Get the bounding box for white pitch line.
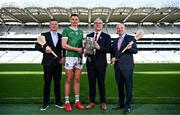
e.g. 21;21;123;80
0;72;87;75
0;71;180;75
135;71;180;74
0;97;180;100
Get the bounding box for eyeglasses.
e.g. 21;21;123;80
94;22;103;24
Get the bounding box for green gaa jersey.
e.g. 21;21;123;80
62;27;84;57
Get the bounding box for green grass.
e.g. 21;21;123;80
1;104;180;114
0;63;180;104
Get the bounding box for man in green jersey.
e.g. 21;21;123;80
62;14;84;112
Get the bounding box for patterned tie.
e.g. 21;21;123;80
117;36;123;50
94;32;98;41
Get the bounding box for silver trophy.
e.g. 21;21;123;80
84;37;95;55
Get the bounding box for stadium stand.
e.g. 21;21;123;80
0;7;180;63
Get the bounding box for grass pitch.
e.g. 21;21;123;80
0;63;180;104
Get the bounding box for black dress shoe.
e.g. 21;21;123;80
112;105;124;110
124;108;131;114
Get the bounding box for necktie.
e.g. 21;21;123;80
93;32;98;55
94;32;98;41
117;36;123;50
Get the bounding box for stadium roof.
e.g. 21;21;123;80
0;7;180;24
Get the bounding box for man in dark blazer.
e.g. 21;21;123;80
86;18;111;110
35;19;64;111
111;23;138;114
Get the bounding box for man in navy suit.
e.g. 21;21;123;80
111;23;138;114
86;18;111;110
35;19;64;111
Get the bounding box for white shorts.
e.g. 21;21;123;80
64;57;83;70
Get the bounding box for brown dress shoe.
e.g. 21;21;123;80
100;103;107;110
86;102;95;109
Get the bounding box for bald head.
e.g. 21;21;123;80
116;23;125;36
94;17;103;23
94;17;103;32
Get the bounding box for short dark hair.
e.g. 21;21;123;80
50;18;58;22
70;14;79;18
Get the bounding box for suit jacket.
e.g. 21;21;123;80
111;34;138;70
35;31;63;66
86;32;111;66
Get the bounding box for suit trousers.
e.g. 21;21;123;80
43;64;62;105
114;65;133;109
86;62;107;103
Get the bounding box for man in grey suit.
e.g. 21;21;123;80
111;23;138;114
